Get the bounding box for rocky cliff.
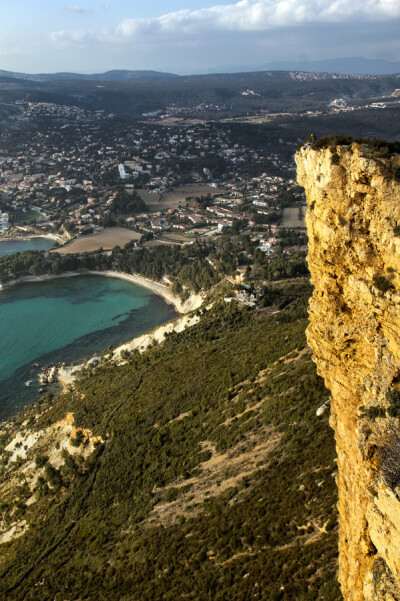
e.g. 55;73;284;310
296;141;400;601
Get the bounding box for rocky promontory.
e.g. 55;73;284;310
296;140;400;601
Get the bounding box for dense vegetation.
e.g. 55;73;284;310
216;109;397;160
0;285;340;600
0;237;309;297
214;107;400;175
109;189;147;216
0;243;218;297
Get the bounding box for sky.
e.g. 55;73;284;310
1;0;399;74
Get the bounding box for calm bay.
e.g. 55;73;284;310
0;237;55;256
0;275;177;421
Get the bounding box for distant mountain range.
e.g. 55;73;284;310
0;57;399;83
206;57;400;76
1;61;399;124
0;69;180;83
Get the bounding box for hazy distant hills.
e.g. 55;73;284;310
0;64;399;124
0;69;317;88
207;57;400;76
1;57;399;83
264;57;400;76
0;69;180;83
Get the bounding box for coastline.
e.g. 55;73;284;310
0;271;82;291
0;268;204;394
56;277;204;389
57;311;202;390
114;312;201;357
0;232;63;243
86;270;203;314
0;269;203;315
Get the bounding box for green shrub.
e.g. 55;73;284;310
35;454;49;468
70;429;85;447
165;488;179;503
0;299;339;600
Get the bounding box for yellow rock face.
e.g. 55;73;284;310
296;143;400;601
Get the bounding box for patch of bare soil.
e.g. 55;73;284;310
284;346;312;364
146;427;281;527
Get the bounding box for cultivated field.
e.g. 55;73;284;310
54;228;141;254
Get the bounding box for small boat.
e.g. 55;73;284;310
25;380;32;387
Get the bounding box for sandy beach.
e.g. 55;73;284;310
0;232;63;243
0;268;203;315
86;270;203;314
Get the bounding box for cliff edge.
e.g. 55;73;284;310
296;141;400;601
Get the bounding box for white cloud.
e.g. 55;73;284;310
52;0;400;48
107;0;400;40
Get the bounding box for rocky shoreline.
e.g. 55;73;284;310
2;269;204;393
57;310;203;391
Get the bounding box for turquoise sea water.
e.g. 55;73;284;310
0;237;54;256
0;276;177;421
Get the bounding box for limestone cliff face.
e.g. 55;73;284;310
296;143;400;601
